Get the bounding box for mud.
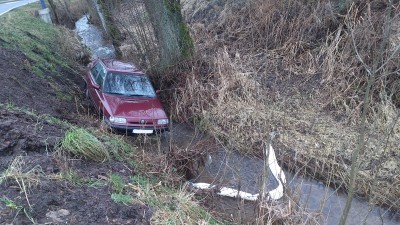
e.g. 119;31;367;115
0;161;151;225
0;108;152;224
0;108;64;169
0;44;153;224
0;47;82;118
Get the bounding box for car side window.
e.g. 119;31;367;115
96;67;106;87
90;63;102;85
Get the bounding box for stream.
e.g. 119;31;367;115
75;16;115;59
75;16;400;225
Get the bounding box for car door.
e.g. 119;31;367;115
88;62;105;112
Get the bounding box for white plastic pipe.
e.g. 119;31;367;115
188;144;286;201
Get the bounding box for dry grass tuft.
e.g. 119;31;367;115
0;156;44;208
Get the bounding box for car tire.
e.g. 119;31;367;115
99;116;113;133
85;87;90;100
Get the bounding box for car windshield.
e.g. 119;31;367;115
103;72;156;97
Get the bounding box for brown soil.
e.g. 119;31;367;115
0;47;152;224
0;48;81;118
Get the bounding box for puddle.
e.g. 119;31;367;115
75;16;115;59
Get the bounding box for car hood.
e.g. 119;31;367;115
103;93;167;119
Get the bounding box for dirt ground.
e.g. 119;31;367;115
0;47;152;224
0;48;83;118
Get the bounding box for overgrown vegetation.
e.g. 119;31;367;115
110;0;400;222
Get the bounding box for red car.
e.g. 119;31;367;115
84;59;169;134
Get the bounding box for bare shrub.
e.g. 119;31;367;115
321;3;400;114
113;0;158;69
49;0;89;28
56;26;90;64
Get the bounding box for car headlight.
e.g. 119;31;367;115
157;119;169;125
109;116;127;124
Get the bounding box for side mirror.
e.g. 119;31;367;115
87;62;94;68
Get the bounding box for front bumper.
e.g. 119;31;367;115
108;123;169;134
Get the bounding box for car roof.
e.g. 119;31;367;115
101;59;144;74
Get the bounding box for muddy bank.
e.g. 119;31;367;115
1;180;151;224
0;108;65;168
0;47;82;118
0;155;151;225
0;107;152;224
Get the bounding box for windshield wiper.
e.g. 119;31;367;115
126;94;148;97
105;92;125;95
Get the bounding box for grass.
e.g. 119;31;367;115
111;193;134;205
0;4;71;77
61;127;136;163
130;175;223;225
0;156;41;223
60;169;107;187
96;131;136;162
61;128;110;162
110;173;125;193
0;196;35;223
0;156;43;189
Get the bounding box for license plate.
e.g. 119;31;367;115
132;129;153;134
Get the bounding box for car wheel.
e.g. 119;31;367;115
85;87;90;100
99;117;112;133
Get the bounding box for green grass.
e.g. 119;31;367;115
61;128;136;163
0;4;71;78
61;128;110;162
0;196;21;211
110;173;125;193
0;196;35;223
111;193;134;205
96;132;135;162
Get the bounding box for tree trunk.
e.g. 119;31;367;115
144;0;193;68
47;0;60;24
98;0;123;58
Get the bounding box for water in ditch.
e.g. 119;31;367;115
171;124;399;224
75;16;115;59
194;146;399;224
74;16;399;224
